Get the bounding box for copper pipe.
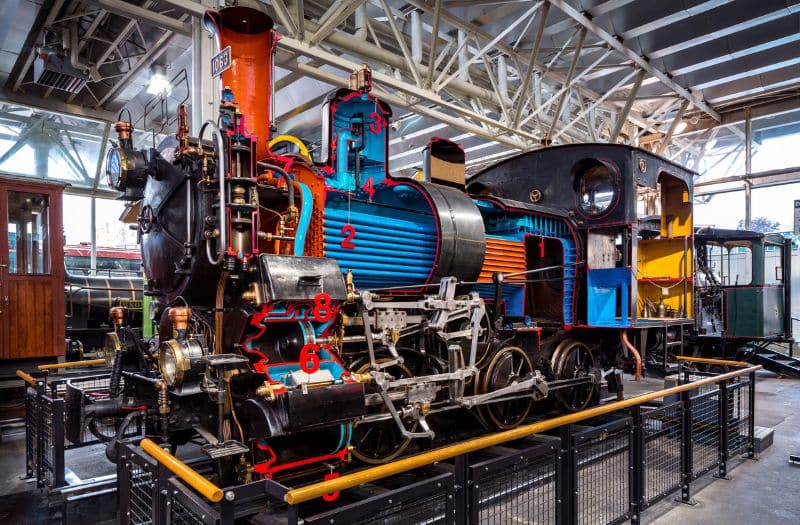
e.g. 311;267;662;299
284;363;761;505
621;331;642;381
214;271;229;354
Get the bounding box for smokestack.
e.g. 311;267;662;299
204;1;275;158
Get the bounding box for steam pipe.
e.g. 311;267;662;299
294;181;313;256
256;161;295;213
621;331;642;381
199;120;227;266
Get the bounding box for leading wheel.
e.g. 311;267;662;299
350;360;417;464
551;339;598;412
478;346;534;429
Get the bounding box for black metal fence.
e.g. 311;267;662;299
117;368;757;525
23;372;142;489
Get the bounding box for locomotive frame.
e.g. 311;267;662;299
63;0;713;499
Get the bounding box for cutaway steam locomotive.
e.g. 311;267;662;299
67;0;694;490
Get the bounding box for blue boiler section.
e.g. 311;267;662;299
323;186;439;290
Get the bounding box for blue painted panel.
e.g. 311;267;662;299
474;283;525;317
324;191;437;290
587;267;631;327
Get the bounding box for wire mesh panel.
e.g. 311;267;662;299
170;495;208;525
469;440;558;525
574;419;632;525
727;380;752;456
642;402;682;506
119;447;159;525
690;389;720;477
679;369;718;394
25;386;40;479
167;479;218;525
39;395;65;488
303;473;455;525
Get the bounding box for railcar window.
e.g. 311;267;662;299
706;243;752;286
576;163;617;216
765;242;784;285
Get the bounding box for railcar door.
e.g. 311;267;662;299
0;178;65;359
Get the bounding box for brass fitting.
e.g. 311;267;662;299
350;372;373;384
109;306;127;329
168;306;191;333
255;382;279;401
114;121;132;141
390;328;401;344
155;380;170;415
345;270;357;303
419;402;431;416
241;282;264;305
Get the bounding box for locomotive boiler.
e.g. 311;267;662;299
69;0;633;489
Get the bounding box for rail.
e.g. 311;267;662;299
284;363;760;505
676;355;751;368
140;438;224;503
116;359;761;524
16;369;39;386
37;358;107;370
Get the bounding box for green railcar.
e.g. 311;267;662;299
693;229;793;360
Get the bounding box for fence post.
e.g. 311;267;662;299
118;445;131;525
630;406;644;522
286;503;299;525
558;424;576;525
453;453;469;525
716;380;730;479
676;389;696;505
747;370;756;459
35;383;45;488
51;397;66;488
156;463;171;525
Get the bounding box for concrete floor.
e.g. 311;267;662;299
641;371;800;525
1;372;799;524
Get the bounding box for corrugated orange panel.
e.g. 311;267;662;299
479;238;526;283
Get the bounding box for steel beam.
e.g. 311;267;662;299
554;68;638;140
94;0;191;36
657;99;690;155
744;109;752;229
609;69;645;142
425;0;443;87
546;0;721;121
279;55;529;149
377;0;422;86
694;166;800;196
0;88;116;122
546;28;587;139
512;1;549;127
96;27;180;108
309;0;363;46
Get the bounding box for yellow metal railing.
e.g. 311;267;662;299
676;355;751;368
140;438;224;503
16;369;38;386
284;362;761;505
38;359;107;371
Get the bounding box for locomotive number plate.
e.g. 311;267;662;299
211;46;231;77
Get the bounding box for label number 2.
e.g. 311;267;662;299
341;224;356;249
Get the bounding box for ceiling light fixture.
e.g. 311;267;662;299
147;64;171;95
